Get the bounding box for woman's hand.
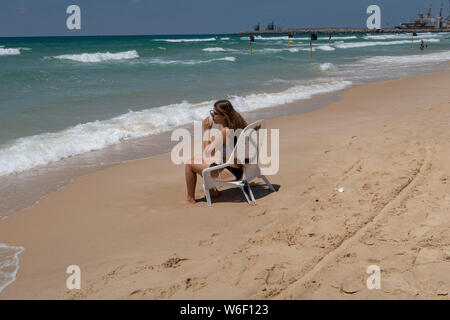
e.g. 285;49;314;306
202;116;212;131
202;116;213;151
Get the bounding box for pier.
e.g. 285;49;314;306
235;28;450;35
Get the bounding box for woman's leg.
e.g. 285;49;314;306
183;159;211;204
183;163;197;204
216;167;240;182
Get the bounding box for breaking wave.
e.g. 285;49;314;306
52;50;139;63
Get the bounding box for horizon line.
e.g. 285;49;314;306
0;26;370;39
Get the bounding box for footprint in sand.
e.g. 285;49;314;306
264;264;285;285
342;160;363;178
198;233;221;246
248;209;267;217
161;255;189;268
302;186;318;195
362;183;371;191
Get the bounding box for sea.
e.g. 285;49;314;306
0;32;450;293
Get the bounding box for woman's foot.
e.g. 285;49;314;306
181;198;196;205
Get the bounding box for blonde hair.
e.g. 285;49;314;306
214;100;247;130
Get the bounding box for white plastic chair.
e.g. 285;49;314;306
202;120;276;206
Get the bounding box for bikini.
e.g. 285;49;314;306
209;144;244;181
209;163;243;181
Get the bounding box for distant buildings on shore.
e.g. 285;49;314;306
253;21;282;32
396;2;450;29
246;2;450;34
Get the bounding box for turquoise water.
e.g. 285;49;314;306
0;32;450;176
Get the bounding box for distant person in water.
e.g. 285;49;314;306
182;100;247;204
420;40;425;51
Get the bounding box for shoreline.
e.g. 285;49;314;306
0;87;344;220
1;66;450;299
1;60;449;221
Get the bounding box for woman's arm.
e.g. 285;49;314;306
203;127;227;164
202;117;212;151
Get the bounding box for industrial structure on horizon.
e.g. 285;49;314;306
396;2;450;29
243;2;450;34
254;21;282;31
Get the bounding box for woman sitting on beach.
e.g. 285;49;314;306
183;100;247;204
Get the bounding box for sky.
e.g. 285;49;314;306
0;0;448;37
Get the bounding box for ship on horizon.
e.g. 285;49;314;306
396;2;450;29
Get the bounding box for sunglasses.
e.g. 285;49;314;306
210;109;223;117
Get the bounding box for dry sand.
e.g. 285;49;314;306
1;70;449;300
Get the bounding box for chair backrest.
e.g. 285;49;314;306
225;120;265;180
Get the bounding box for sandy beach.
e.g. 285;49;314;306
1;69;449;300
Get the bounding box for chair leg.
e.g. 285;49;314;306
247;183;256;204
203;184;212;206
261;175;276;191
240;186;251;204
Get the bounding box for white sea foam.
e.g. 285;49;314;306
157;47;166;50
53;50;139;63
0;79;351;176
334;39;440;49
362;50;450;65
0;244;24;294
241;35;309;41
240;35;352;41
220;37;230;40
260;46;320;53
230;79;352;112
329;36;358;40
316;45;336;51
259;48;303;53
149;56;236;65
0;48;21;56
241;36;289;41
202;47;226;52
259;45;334;53
363;33;443;40
154;37;217;42
202;47;242;53
319;63;336;71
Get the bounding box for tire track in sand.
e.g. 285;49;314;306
271;145;434;299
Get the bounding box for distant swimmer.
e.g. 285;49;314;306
420;40;425;51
